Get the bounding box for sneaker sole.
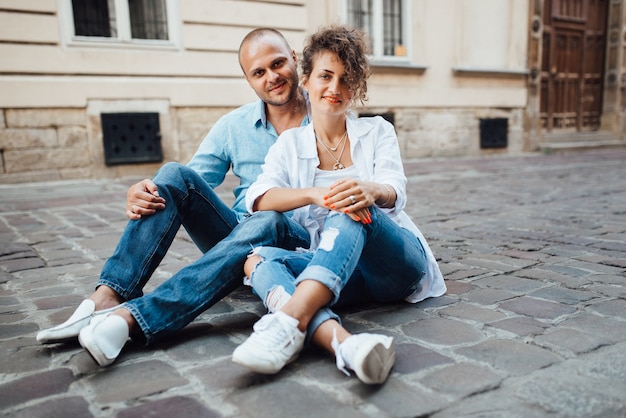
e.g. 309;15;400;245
78;327;115;367
352;340;395;384
232;347;300;374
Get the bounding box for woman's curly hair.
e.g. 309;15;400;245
301;25;371;105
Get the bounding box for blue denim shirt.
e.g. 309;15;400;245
187;99;310;220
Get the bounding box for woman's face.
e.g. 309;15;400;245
303;51;352;117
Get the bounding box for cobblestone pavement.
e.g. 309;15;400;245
1;148;625;418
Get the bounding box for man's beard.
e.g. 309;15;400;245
263;76;298;107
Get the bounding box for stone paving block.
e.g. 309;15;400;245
533;328;611;355
471;274;547;294
442;267;491;281
402;317;484;346
528;286;598;305
440;302;508;324
353;304;429;328
488;316;550;337
456;340;561;376
513;344;626;417
0;337;53;374
421;362;503;398
0;322;39;339
498;296;577;320
429;384;556;418
0;368;75;410
33;293;85;311
415;295;456;309
600;258;626;268
516;267;592;288
587;284;626;299
559;312;626;344
9;396;92;418
162;325;237;362
0;257;45;273
351;378;449;418
541;263;595;279
192;357;276;392
393;342;454;374
117;396;220;418
586;298;626;319
0;295;19;306
443;280;475;295
228;380;367;418
83;360;188;404
0;242;36;258
462;288;517;306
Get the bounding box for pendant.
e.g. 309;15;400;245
333;162;345;170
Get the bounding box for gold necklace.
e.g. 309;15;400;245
316;131;348;170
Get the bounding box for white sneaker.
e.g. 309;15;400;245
333;332;395;384
36;300;123;344
232;311;306;374
78;314;129;367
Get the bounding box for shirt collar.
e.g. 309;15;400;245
254;87;311;129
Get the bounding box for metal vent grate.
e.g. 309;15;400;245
480;118;508;149
101;113;163;165
358;112;395;125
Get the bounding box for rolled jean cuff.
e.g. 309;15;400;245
124;302;151;346
295;265;343;305
306;307;340;347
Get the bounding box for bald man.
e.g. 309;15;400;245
37;28;312;367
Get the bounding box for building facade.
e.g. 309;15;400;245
0;0;621;183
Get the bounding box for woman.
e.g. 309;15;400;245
232;26;446;384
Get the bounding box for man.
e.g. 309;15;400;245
36;28;311;367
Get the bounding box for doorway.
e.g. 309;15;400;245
540;0;609;132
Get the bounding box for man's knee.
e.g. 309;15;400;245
154;162;193;184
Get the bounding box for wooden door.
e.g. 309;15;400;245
540;0;608;131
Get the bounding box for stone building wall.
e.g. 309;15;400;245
0;106;230;184
1;104;525;184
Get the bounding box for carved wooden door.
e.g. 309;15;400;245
541;0;608;131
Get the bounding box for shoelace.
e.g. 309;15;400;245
253;313;298;347
331;328;351;376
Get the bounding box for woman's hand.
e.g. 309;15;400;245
323;177;379;224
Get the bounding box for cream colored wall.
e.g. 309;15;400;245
0;0;533;182
0;0;308;108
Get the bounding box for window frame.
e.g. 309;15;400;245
344;0;412;64
59;0;180;50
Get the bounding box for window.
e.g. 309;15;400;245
67;0;173;45
346;0;409;61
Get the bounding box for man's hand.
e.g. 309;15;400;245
126;179;166;220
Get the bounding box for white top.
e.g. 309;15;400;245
246;116;446;302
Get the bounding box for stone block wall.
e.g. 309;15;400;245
0;105;526;184
362;107;526;159
0;105;228;184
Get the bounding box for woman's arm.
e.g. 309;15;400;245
253;186;326;212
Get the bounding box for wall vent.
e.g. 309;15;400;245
480;118;508;149
101;113;162;165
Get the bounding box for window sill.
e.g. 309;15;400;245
452;66;529;77
66;37;180;51
370;61;428;73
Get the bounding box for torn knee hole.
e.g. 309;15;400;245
266;286;291;313
244;253;263;279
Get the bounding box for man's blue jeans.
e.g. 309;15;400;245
248;207;427;343
98;162;310;345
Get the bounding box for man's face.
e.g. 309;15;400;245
239;35;299;107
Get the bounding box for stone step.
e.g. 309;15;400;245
539;131;626;153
